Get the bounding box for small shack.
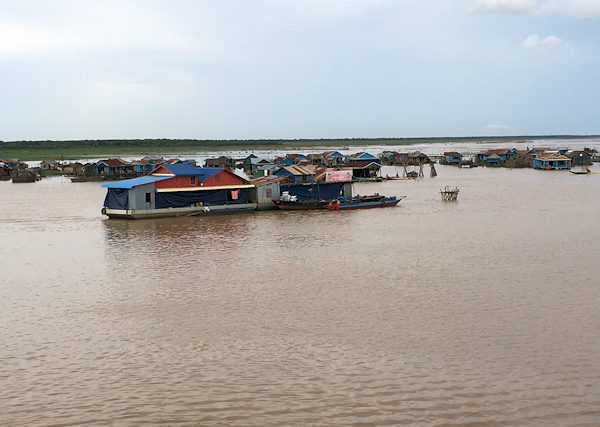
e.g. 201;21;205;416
273;165;314;183
250;175;290;210
443;152;462;165
345;161;381;179
533;153;571;170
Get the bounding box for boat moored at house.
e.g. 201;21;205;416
101;163;256;219
325;194;405;210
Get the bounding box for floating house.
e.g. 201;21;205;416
250;175;289;210
345;161;381;179
0;161;10;179
93;158;134;176
533;153;571;170
274;156;294;166
321;151;345;167
567;150;593;167
350;152;380;163
477;149;516;165
205;156;234;169
443;152;462;164
131;160;155;174
286;154;308;164
395;151;431;165
252;164;279;179
101;163;255;219
378;151;400;165
408;151;431;165
273;165;314;183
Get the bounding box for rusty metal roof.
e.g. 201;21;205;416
279;165;314;176
250;175;291;186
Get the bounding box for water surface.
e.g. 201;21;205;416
1;166;600;425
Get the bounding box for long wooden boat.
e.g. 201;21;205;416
273;199;330;210
325;195;404;211
569;168;591;174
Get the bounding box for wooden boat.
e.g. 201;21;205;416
354;176;381;182
382;175;412;181
570;167;591;174
325;194;404;211
273;199;330;210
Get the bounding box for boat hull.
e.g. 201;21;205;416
326;196;403;211
102;203;257;219
273;200;329;210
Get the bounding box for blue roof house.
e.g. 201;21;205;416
351;152;380;164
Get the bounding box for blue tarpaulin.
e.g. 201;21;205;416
280;182;344;200
103;188;129;209
155;189;247;209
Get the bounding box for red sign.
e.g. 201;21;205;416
325;170;352;182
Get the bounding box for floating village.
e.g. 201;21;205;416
1;146;598;219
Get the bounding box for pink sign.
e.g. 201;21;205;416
325;170;352;182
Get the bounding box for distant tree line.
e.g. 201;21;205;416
0;135;595;150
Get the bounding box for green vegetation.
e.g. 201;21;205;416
0;136;595;161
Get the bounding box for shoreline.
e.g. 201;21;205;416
2;135;599;161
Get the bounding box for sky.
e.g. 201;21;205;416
1;0;599;140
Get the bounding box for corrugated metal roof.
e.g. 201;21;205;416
156;184;255;192
101;175;171;189
280;165;314;176
160;163;222;179
250;175;290;186
345;161;381;169
538;152;569;160
101;158;130;167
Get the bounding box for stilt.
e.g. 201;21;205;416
430;163;437;177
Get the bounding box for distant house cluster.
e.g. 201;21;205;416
204;150;433;182
202;150;385;181
59;156;197;181
440;147;597;170
0;158;35;182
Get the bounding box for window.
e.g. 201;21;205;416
265;188;273;198
145;193;151;203
190;177;196;184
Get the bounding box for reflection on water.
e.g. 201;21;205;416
2;168;600;425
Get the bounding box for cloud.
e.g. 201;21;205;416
0;2;192;56
539;0;600;18
471;0;537;14
521;33;564;50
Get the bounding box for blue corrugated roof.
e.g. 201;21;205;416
161;163;222;180
101;175;171;189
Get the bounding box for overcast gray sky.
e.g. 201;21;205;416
1;0;599;140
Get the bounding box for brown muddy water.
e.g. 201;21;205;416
1;166;600;425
